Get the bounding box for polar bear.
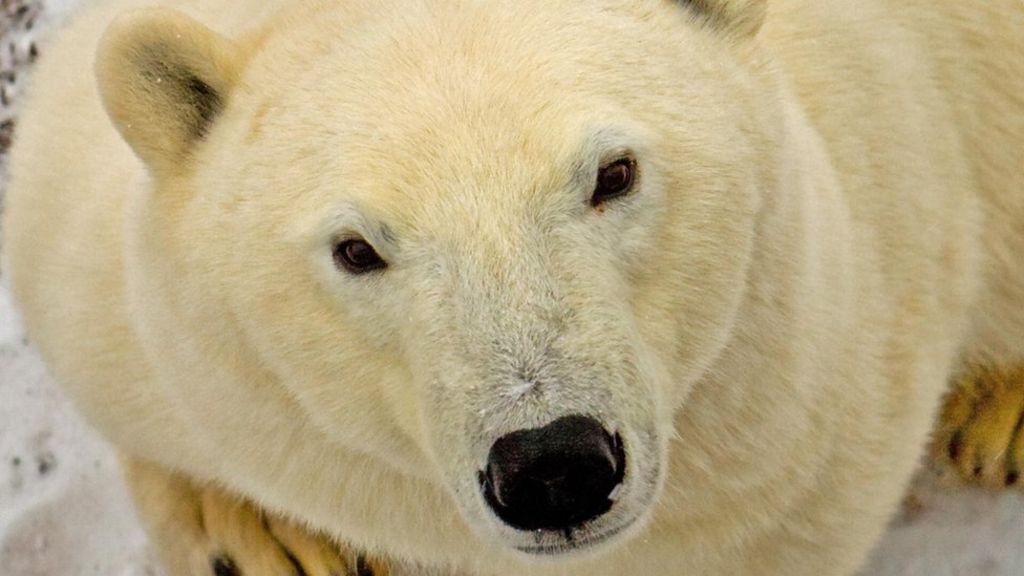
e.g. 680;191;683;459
3;0;1023;574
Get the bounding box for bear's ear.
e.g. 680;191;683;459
95;8;243;175
683;0;766;38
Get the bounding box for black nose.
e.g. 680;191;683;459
480;415;625;531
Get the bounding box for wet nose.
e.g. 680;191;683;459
481;415;625;531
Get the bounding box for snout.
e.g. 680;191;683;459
480;415;626;532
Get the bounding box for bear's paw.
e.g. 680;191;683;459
935;364;1024;488
123;459;391;576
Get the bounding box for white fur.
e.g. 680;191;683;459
3;0;1022;574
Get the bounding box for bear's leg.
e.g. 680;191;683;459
933;364;1024;487
121;457;391;576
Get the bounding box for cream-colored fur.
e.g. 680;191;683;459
3;0;1022;574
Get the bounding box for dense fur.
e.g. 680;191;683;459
3;0;1022;574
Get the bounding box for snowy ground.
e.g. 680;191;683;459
0;2;1021;575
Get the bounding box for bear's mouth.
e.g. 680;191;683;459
513;518;635;556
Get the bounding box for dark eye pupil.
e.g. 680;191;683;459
592;158;635;206
334;239;385;273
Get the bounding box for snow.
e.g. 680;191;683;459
0;1;1021;575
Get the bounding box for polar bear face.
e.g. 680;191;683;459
98;0;769;559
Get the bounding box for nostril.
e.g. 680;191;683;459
481;415;626;532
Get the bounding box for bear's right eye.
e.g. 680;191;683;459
333;238;387;274
591;156;637;207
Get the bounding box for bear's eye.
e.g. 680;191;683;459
591;157;637;207
333;238;386;274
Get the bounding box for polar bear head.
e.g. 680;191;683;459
97;0;771;559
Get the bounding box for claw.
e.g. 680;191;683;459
212;556;241;576
356;555;374;576
948;431;962;461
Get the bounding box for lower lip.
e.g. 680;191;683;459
514;521;632;556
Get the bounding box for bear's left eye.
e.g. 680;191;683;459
591;156;637;207
333;238;387;274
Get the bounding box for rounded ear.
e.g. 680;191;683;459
686;0;766;38
95;8;243;176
